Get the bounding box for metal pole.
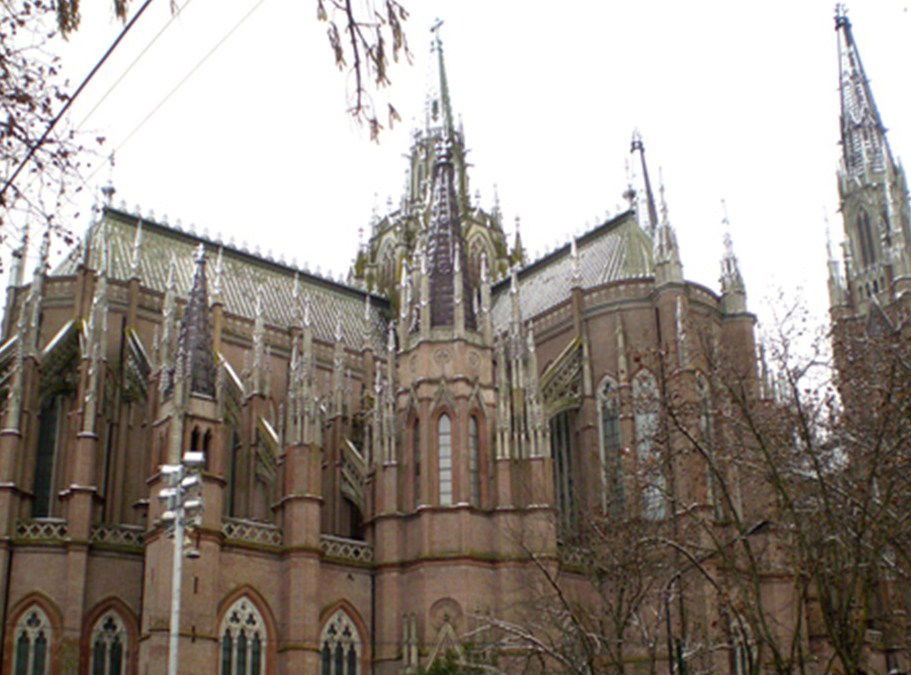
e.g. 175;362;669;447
168;469;184;675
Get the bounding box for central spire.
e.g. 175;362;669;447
835;5;891;177
426;19;455;137
427;138;475;329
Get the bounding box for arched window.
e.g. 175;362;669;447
438;414;452;506
696;374;723;521
412;418;421;509
320;609;361;675
32;397;62;517
13;605;51;675
90;612;127;675
856;209;876;268
468;416;480;506
219;597;267;675
550;410;576;531
632;371;665;520
598;377;623;515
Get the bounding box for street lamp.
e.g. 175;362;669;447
159;450;205;675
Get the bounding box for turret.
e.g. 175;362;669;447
720;203;747;314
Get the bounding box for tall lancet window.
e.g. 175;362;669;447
219;597;267;675
633;370;665;520
320;610;361;675
550;410;576;531
598;377;623;515
438;414;452;506
469;416;480;506
412;418;421;509
13;606;51;675
856;208;876;268
90;612;127;675
32;396;62;517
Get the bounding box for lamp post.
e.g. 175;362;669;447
159;450;205;675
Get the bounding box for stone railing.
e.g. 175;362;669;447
16;518;68;542
320;534;373;564
222;517;283;547
90;524;144;548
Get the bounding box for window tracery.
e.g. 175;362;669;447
90;611;127;675
13;606;51;675
320;609;361;675
597;377;623;515
632;370;665;520
219;597;267;675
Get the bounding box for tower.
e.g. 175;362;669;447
831;5;911;316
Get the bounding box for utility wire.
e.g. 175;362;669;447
81;0;271;189
76;0;196;131
0;0;159;205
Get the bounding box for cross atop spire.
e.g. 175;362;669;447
630;129;659;238
426;19;455;136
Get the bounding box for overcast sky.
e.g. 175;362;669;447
22;0;911;332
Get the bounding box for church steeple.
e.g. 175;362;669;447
427;137;475;330
426;19;455;137
836;5;890;179
832;5;911;310
631;130;659;238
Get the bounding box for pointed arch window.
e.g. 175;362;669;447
438;414;452;506
696;374;723;521
412;418;421;509
32;396;62;517
90;612;127;675
856;208;876;268
468;416;480;506
597;377;623;515
319;609;361;675
550;410;576;531
632;371;665;520
13;606;51;675
219;597;267;675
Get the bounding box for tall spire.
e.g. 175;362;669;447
426;19;455;137
835;5;891;178
426;137;475;329
832;5;911;309
630;130;659;237
176;245;216;397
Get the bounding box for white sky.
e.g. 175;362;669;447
24;0;911;332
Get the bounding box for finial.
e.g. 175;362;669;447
166;254;177;291
130;218;143;278
335;315;343;343
212;246;224;298
658;168;669;224
510;266;518;295
364;293;372;321
387;322;396;352
480;252;488;284
194;243;206;264
302;294;311;328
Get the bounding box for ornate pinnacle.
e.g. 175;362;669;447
130;218;143;279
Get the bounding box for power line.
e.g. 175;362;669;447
0;0;159;205
81;0;271;189
76;0;197;131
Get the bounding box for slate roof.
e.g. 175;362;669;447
54;208;390;351
490;211;654;329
